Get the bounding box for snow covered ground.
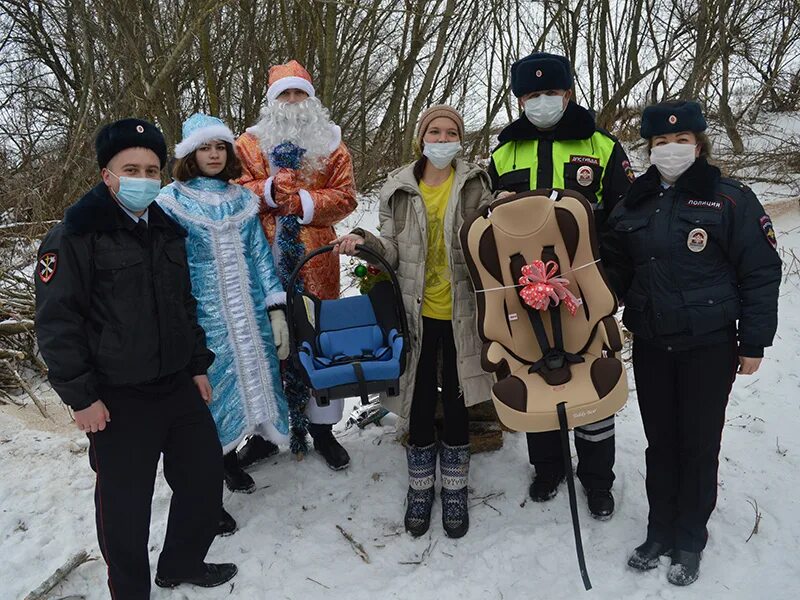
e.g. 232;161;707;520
2;162;799;599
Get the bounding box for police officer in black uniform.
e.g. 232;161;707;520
601;101;781;586
34;119;237;599
489;51;636;518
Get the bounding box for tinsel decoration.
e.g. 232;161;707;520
276;214;311;455
269;141;306;170
272;140;313;455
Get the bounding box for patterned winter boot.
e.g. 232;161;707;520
440;443;471;538
404;443;437;537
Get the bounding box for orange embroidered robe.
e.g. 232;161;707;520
235;132;357;299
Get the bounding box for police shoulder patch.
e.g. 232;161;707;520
760;215;777;249
622;160;635;182
38;252;58;283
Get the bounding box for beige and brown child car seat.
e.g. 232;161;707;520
461;188;629;590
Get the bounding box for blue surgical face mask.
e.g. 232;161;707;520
107;170;161;212
423;141;461;169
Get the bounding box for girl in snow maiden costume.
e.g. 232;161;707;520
157;114;290;509
333;105;494;539
601;101;781;586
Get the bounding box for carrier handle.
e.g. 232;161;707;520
285;244;410;365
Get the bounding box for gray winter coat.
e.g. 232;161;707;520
352;158;494;418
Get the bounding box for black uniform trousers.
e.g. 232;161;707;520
526;416;616;490
632;336;737;553
409;317;469;447
88;370;222;600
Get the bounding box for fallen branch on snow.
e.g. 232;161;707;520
0;359;49;418
336;525;371;564
399;539;438;565
306;576;331;590
0;388;26;406
746;499;762;543
23;550;94;600
470;491;505;515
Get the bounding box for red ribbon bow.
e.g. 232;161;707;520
518;260;582;316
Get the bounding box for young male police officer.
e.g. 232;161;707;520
35;119;237;599
488;52;635;519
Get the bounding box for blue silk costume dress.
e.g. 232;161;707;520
157;177;289;452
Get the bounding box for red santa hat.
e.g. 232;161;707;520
266;60;316;104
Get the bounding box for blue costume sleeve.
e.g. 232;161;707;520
246;206;286;308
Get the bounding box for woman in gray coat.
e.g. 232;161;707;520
333;105;493;538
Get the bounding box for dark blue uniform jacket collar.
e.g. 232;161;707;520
497;101;598;143
63;182;186;237
625;158;721;208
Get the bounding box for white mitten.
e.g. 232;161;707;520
269;309;290;360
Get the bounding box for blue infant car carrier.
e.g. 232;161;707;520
287;245;409;407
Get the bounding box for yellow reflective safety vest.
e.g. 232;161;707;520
489;102;634;228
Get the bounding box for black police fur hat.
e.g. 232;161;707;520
511;52;574;98
640;101;707;139
95;118;168;169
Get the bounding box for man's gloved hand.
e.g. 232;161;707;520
269;309;290;360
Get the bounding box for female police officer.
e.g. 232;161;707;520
602;101;781;586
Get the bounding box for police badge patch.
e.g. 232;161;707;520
38;252;58;283
576;165;594;187
760;215;777;249
687;228;708;252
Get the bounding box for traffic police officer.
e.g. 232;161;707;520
34;119;237;599
489;52;635;517
602;101;781;586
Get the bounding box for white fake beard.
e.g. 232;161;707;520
251;97;338;172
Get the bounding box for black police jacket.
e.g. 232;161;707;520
602;159;781;356
34;183;215;410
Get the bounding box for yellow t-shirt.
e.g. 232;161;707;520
419;170;455;320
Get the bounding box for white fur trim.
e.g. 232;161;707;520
174;124;235;158
267;76;315;104
264;176;278;208
327;124;342;153
298;189;315;225
255;420;289;446
265;291;286;308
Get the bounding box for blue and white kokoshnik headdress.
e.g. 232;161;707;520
174;112;236;159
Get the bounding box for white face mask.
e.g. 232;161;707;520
649;143;697;184
423;141;461;169
524;94;567;129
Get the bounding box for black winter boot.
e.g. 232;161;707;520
310;424;350;470
529;472;565;502
404;443;437;537
155;563;238;589
627;539;672;571
586;488;615;520
217;507;237;537
237;435;279;469
223;451;255;493
440;443;470;538
667;550;701;586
